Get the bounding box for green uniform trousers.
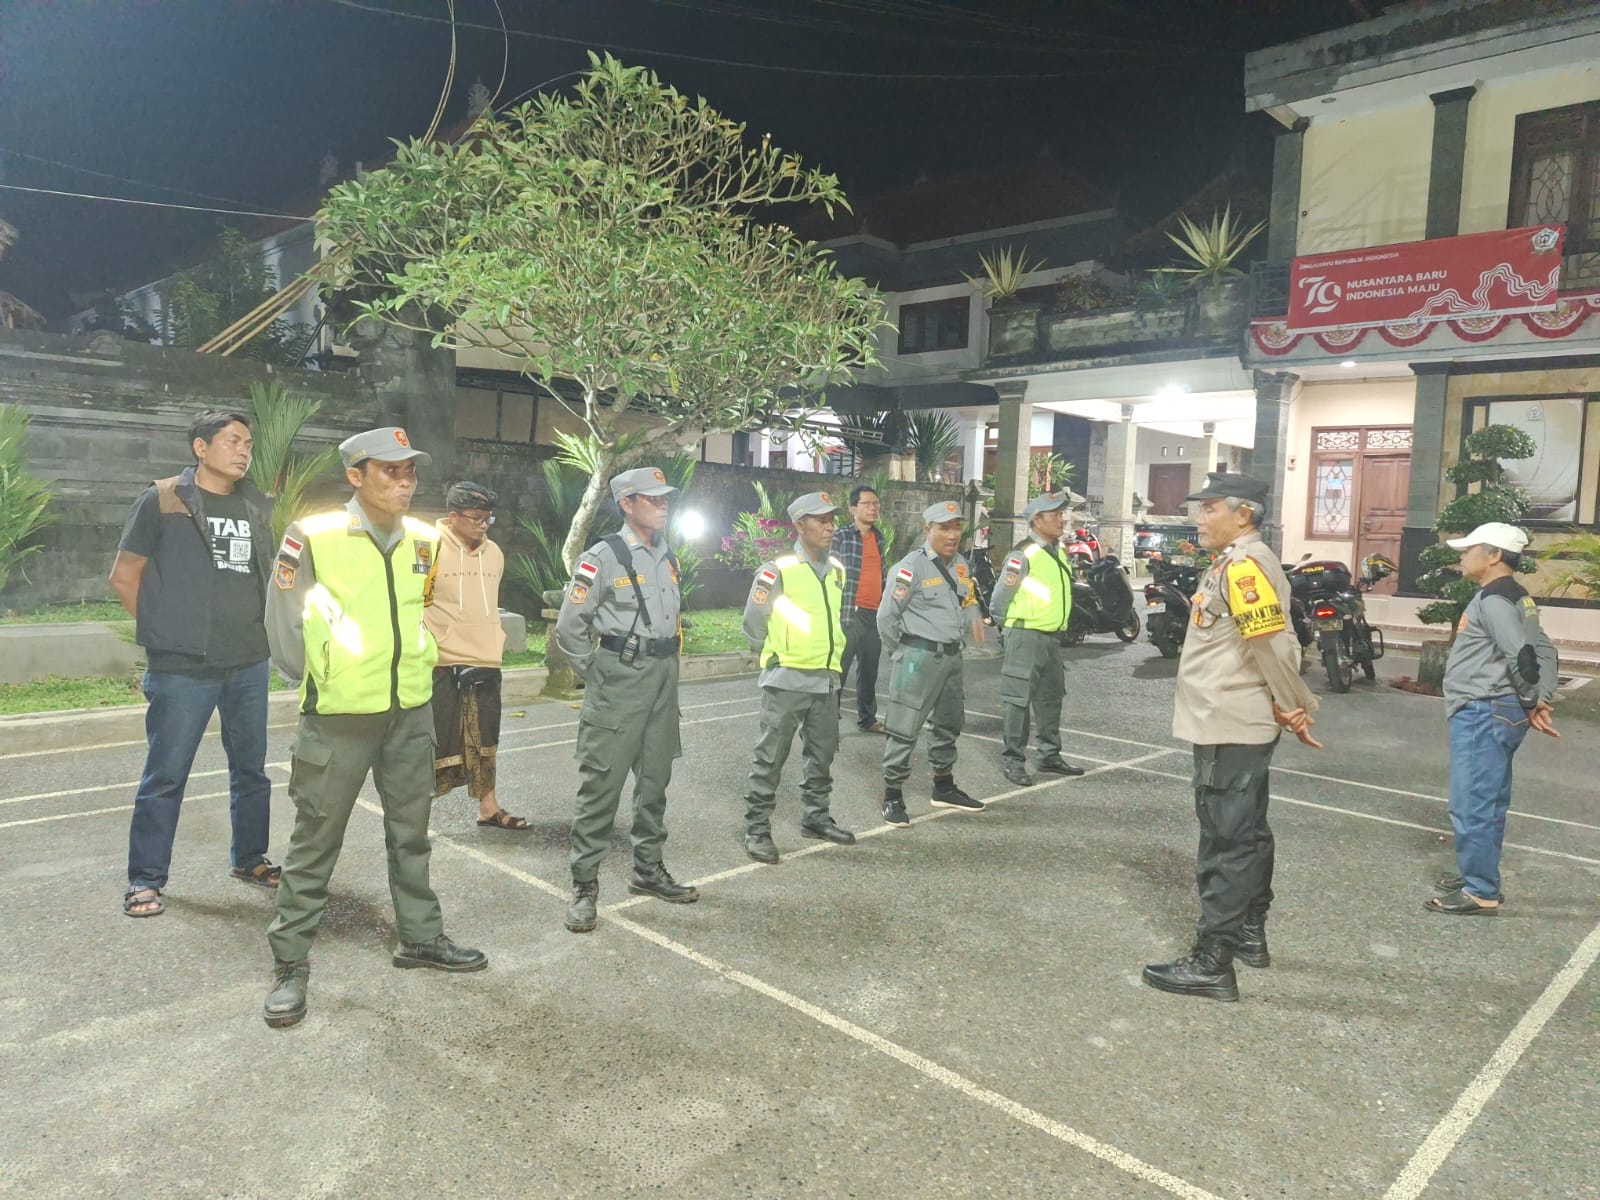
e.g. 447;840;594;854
882;645;964;786
267;704;444;963
1192;739;1277;950
999;627;1064;769
744;686;839;835
570;650;681;882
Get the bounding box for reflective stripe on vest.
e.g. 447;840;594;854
761;554;845;673
299;511;439;713
1002;542;1072;631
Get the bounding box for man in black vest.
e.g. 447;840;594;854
109;410;277;918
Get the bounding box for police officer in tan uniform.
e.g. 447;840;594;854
1142;474;1321;1003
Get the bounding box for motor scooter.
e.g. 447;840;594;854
1287;553;1396;691
1064;555;1141;645
1065;527;1102;571
1142;557;1200;658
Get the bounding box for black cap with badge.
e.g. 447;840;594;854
1185;472;1269;503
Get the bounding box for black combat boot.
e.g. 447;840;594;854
393;934;488;971
263;959;310;1028
1141;941;1239;1002
1235;913;1270;968
629;861;700;904
565;879;599;933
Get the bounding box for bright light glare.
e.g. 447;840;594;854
1156;384;1188;400
676;510;707;540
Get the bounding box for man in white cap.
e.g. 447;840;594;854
989;491;1085;787
1427;522;1559;916
555;466;696;933
262;427;486;1030
739;491;857;864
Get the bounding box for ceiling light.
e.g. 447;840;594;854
1341;360;1357;369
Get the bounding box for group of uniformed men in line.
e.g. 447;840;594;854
247;421;1323;1026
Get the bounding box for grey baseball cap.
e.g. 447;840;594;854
787;491;846;523
610;466;677;503
1022;492;1071;521
922;499;964;525
339;426;431;469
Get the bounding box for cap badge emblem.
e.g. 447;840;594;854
394;429;410;448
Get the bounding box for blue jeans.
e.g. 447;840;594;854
1447;696;1530;902
127;661;272;891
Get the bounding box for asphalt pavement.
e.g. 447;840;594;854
2;638;1596;1199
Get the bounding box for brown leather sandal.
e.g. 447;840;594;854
123;887;164;918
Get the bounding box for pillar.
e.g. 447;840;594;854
1399;364;1451;593
1100;404;1139;561
1266;118;1309;263
990;380;1032;552
1248;370;1297;555
963;412;986;485
1425;87;1476;240
1195;421;1219;517
351;318;459;492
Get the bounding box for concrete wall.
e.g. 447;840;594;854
0;327;378;611
1298;101;1434;254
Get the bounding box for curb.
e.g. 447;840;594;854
0;651;762;756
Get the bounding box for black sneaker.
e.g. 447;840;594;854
882;789;911;828
931;778;985;812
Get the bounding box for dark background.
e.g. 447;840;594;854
0;0;1373;318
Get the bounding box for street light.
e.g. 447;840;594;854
676;510;707;541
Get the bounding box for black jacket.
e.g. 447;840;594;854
133;468;275;658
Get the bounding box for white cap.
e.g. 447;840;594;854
1445;522;1529;554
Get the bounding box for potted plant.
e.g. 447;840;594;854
1166;206;1265;327
965;245;1044;306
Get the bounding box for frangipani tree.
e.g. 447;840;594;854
318;53;886;567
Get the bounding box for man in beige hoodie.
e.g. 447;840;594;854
426;482;524;830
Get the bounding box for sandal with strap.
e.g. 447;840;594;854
123;887;164;918
476;809;530;831
231;860;282;889
1425;887;1499;916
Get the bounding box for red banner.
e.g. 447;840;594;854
1286;224;1565;333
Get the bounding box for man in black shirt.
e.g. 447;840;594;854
109;410;278;917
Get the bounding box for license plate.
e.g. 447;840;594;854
1315;619;1344;631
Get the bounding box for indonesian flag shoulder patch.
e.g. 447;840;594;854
896;565;915;583
575;559;599;582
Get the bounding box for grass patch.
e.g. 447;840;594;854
0;600;128;624
499;607;745;670
0;673;144;715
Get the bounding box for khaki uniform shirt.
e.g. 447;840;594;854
877;542;979;655
554;525;681;678
1172;530;1317;746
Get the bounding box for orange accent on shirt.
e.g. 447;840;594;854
856;532;883;610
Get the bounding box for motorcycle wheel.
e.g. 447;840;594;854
1153;630;1180;659
1356;628;1377;681
1114;611;1141;643
1063;629;1087;647
1320;632;1352;693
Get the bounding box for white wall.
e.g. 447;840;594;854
1281;376;1417;566
1134;426;1207;514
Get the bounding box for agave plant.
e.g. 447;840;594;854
964;245;1044;301
904;411;964;482
245;381;341;544
1165;206;1266;291
0;404;54;595
1545;528;1600;603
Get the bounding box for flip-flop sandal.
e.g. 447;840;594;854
123;887;164;918
1425;888;1499;916
477;810;530;831
231;860;282;888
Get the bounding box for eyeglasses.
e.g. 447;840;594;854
455;512;495;526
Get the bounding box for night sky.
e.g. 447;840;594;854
0;0;1367;318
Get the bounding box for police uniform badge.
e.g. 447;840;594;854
274;558;297;590
570;583;589;605
1001;554;1023;588
414;539;433;575
752;586;769;606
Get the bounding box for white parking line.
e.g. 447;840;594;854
1382;920;1600;1200
396;747;1226;1200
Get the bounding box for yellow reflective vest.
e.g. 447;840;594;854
299;510;439;714
762;554;846;673
1002;542;1073;632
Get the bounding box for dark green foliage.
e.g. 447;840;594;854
157;227;309;365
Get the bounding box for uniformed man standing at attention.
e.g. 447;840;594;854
877;500;986;827
555;467;697;934
1143;473;1320;1003
989;492;1086;787
740;492;857;864
262;428;487;1030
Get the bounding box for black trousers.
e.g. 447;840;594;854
839;607;881;727
1192;739;1277;950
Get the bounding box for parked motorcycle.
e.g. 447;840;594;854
1287;553;1397;692
1064;555;1141;645
1065;526;1102;571
1142;558;1200;658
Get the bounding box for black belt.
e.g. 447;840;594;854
902;634;960;655
598;635;680;657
